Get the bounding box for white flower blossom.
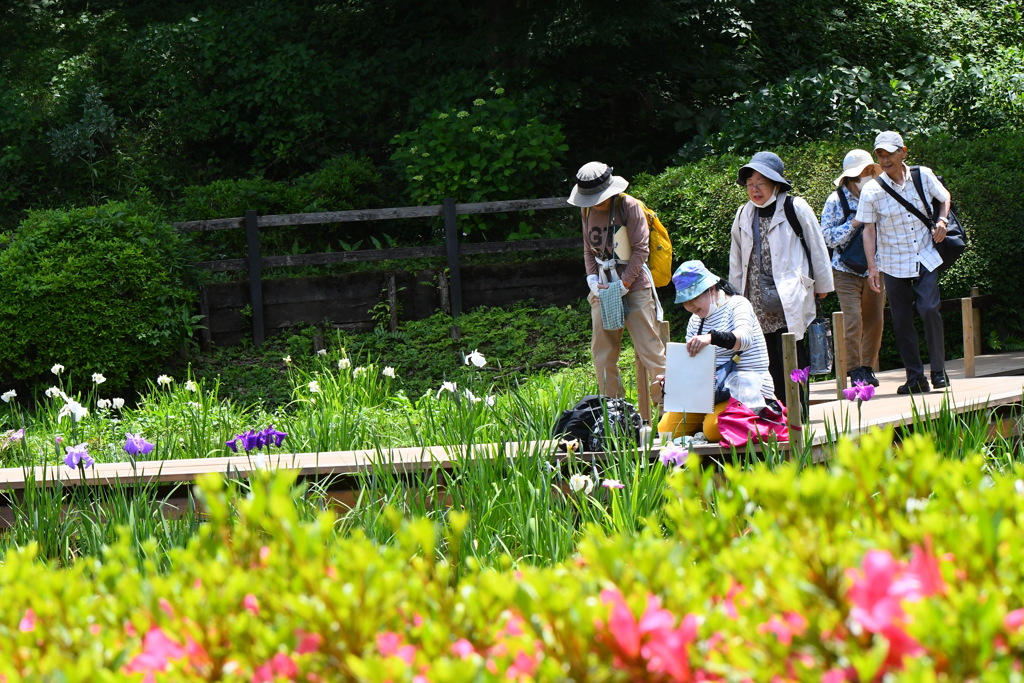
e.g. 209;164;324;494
338;358;351;370
569;473;594;495
905;498;929;514
382;366;396;378
308;380;321;394
1;390;15;403
317;349;327;357
58;400;89;422
91;372;106;385
112;398;125;410
353;366;368;377
283;355;292;364
157;375;173;386
437;381;458;398
46;387;66;400
464;388;481;404
184;380;198;392
96;398;112;410
465;350;487;368
51;364;65;375
485;395;496;407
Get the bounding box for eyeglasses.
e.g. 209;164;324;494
745;182;771;190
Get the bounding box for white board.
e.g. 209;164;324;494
662;342;715;414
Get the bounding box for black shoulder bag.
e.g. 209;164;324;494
834;189;869;274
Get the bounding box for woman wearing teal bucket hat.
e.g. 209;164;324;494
656;260;776;441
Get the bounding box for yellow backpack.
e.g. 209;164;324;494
584;194;673;288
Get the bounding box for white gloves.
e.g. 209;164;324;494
587;275;630;298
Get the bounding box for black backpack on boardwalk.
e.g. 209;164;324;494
552;395;642;453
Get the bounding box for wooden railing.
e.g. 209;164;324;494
173;197;575;345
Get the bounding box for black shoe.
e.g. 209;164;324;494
862;367;880;387
931;371;950;389
849;366;867;385
897;378;931;395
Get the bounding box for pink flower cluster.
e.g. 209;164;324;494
595;588;707;682
845;538;946;671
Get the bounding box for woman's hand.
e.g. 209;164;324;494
686;334;712;357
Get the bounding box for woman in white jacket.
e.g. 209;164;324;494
728;151;833;408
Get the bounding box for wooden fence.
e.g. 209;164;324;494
173;197;581;346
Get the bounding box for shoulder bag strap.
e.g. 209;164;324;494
837;186;853;220
909;166;938;223
877;173;934;230
783;195;814;280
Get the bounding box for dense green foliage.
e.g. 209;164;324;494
2;431;1024;679
0;199;197;392
1;0;1020;230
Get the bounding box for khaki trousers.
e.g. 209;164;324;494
590;287;666;399
833;269;886;370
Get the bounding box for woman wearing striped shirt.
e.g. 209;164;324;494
656;260;775;441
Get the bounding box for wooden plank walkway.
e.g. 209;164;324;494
690;351;1024;460
1;351;1021;496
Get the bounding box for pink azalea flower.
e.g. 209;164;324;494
377;631;417;665
757;611;808;646
123;627;186;679
18;608;37;633
252;653;298;683
451;638;476;659
243;593;260;615
295;630;323;655
1004;609;1024;631
506;650;540;680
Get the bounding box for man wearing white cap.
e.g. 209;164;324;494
856;131;952;394
568;162;666;399
820;149;884;387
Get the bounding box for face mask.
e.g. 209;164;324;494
750;187;779;209
705;289;720;318
851;177;868;193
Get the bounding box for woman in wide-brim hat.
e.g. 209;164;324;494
820;149;885;389
727;151;833;409
568;161;665;399
655;260;775;442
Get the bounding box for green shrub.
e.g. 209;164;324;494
389;87;569;239
176;154;385;261
0;198;197;392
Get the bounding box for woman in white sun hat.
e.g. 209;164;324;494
568;161;665;400
820;149;884;387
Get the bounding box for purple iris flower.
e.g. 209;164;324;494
123;433;155;456
843;381;876;402
789;366;811;384
64;443;94;469
241;429;261;452
260;426;288;448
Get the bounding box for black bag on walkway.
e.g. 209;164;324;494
552;395;641;453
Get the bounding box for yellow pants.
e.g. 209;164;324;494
658;401;730;442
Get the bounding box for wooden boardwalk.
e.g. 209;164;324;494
691;350;1024;460
1;351;1021;525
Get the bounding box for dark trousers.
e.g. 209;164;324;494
883;267;945;383
764;328;808;412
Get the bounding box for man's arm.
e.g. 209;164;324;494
864;222;881;293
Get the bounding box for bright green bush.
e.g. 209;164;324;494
0;199;197;392
2;432;1024;680
389;87;569;239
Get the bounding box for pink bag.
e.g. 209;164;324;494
716;397;789;447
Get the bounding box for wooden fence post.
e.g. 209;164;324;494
782;332;802;430
443;198;462;318
833;310;847;400
962;297;975;378
245;210;265;346
970;286;982;355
